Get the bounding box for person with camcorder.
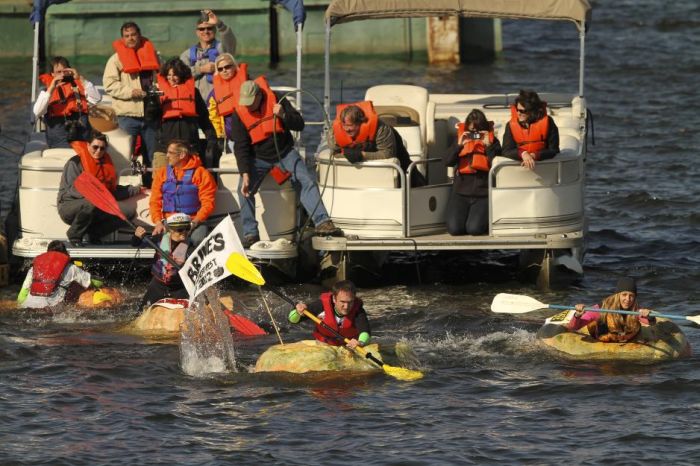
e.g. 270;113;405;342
34;56;101;148
442;109;502;236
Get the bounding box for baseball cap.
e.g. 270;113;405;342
166;213;192;230
239;80;260;106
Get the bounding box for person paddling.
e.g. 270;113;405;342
17;241;103;309
567;277;656;342
133;213;194;310
288;280;371;349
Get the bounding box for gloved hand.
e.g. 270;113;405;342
342;146;363;164
91;278;104;288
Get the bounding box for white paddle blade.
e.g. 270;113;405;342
491;293;549;314
685;315;700;325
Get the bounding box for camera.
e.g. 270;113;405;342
62;73;75;84
143;85;163;123
467;131;482;140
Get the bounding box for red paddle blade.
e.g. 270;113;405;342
223;308;267;336
74;171;127;221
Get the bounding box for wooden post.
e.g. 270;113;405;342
427;16;460;64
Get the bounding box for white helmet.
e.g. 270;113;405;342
166;213;192;230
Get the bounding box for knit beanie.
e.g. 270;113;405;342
615;277;637;294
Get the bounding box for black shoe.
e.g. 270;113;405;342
242;234;260;249
315;220;343;237
68;239;84;248
89;238;104;245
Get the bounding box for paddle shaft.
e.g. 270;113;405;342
549;304;686;321
266;286;386;368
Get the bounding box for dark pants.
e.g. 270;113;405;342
445;190;489;236
139;277;189;311
45;114;91;149
58;198;125;242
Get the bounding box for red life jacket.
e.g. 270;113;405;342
30;251;71;297
332;100;379;149
157;75;197;119
212;63;249;116
70;141;118;193
235;75;285;144
39;73;89;118
112;37;160;74
508;104;550;158
455;122;494;175
312;291;362;346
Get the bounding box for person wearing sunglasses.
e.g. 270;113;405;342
132;213;195;310
502;89;560;170
57;132;143;247
179;9;236;102
208;53;249;152
149;140;217;247
155;58;219;168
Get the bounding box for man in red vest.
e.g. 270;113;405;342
288;280;371;349
103;21;161;184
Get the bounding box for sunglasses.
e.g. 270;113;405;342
197;26;215;32
217;64;234;72
169;226;190;233
516;107;527;114
90;145;107;151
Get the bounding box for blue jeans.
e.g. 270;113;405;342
238;150;330;237
117;116;157;166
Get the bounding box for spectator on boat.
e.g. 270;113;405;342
502;89;559;170
179;9;237;101
103;21;161;184
443;109;501;236
567;277;656;343
34;56;101;148
57;132;142;247
149;140;216;247
156;58;220;168
288;280;371;349
209;53;249;152
229;77;342;248
132;213;194;310
329;102;426;187
17;241;104;309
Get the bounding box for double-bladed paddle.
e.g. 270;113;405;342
267;286;424;381
490;293;700;325
73;171;266;336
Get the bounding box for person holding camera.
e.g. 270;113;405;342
442;109;501;236
180;9;237;101
34;56;101;148
329;102;425;187
103;22;161;184
502;89;560;170
156;58;219;168
57;132;143;247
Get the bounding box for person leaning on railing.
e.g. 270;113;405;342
501;89;559;170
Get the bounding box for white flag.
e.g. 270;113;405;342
179;216;265;299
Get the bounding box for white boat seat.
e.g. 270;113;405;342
318;151;400;189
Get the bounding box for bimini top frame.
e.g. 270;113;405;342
322;0;592;122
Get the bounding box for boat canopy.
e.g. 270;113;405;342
325;0;592;31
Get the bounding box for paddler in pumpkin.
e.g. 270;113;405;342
288;280;371;349
502;89;560;170
567;277;656;343
17;241;104;309
57;132;143;247
443;109;501;236
132;212;194;311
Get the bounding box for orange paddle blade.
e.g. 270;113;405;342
74;171;127;221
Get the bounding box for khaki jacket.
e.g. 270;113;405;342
102;53;156;117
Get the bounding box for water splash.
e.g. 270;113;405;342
179;290;237;377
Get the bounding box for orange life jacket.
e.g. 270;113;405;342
157;75;197;119
312;292;363;346
112;37;160;74
508;104;550;158
212;63;249;116
456;122;494;175
30;251;71;297
39;73;89;118
235;75;285;144
332;100;379;149
70;141;118;193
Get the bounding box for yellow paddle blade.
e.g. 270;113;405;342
92;290;113;305
382;364;424;381
225;252;265;286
